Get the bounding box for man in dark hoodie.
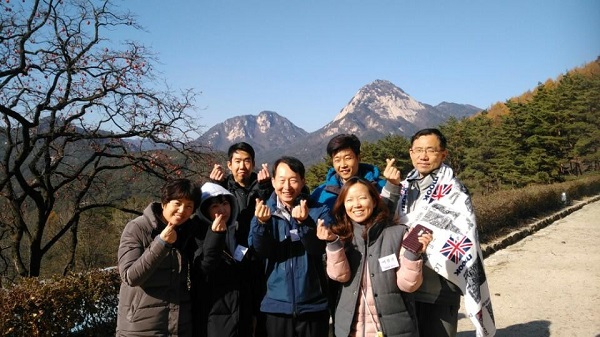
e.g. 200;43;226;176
208;142;272;336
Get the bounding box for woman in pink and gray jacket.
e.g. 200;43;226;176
316;177;432;337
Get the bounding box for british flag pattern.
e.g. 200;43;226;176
430;183;453;202
440;235;473;264
387;164;496;336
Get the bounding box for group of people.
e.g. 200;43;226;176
115;129;496;337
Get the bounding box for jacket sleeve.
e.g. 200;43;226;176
211;176;229;189
250;216;275;259
376;177;387;192
117;221;170;287
309;184;325;203
297;205;332;256
325;238;351;282
197;229;226;275
396;244;424;292
257;181;274;201
380;181;401;215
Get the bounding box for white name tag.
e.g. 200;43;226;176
378;253;399;272
289;229;301;242
233;245;248;262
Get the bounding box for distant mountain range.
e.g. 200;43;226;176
196;79;481;166
2;80;480;170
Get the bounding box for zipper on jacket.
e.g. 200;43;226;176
361;236;369;337
290;237;297;318
365;224;387;335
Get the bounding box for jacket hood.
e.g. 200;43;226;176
197;182;239;227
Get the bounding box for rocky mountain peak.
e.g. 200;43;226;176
196;110;308;154
332;79;427;125
195;79;481;167
363;79;406;94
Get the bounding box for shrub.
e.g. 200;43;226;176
474;174;600;243
0;268;120;337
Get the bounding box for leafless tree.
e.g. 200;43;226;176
0;0;208;278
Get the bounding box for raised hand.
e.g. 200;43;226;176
211;213;227;232
417;231;433;254
316;219;336;242
254;198;271;224
257;163;270;183
160;222;178;244
209;163;225;182
291;199;308;223
383;158;401;186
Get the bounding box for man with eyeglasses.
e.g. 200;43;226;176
382;128;495;337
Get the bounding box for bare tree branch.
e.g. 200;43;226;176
0;0;211;278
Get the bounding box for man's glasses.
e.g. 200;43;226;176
410;147;441;155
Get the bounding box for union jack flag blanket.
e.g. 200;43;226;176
397;164;496;337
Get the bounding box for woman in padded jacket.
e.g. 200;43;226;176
316;177;432;337
116;179;200;337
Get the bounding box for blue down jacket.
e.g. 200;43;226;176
249;192;333;316
311;163;387;210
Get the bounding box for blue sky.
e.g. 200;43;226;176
119;1;599;133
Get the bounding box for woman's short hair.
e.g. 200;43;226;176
160;178;201;210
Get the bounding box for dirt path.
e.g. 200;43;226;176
457;198;600;337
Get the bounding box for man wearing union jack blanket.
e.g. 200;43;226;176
381;128;496;337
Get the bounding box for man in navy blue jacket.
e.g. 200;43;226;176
250;156;333;337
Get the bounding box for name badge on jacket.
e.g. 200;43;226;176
378;254;399;272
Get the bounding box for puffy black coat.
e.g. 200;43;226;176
189;183;255;337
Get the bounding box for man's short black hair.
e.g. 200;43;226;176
227;142;256;162
326;134;361;157
410;128;447;150
272;156;305;179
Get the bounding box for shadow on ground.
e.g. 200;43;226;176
457;320;551;337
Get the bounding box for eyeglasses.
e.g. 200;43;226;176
410;147;441;155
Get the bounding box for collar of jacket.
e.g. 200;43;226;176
351;218;390;247
366;220;388;246
268;191;312;208
325;163;382;185
225;172;258;190
406;167;440;183
324;163;382;193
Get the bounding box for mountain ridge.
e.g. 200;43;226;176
196;79;481;166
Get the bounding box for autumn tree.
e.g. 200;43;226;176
0;0;209;279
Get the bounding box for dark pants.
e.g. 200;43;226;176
264;310;330;337
415;301;459;337
254;311;268;337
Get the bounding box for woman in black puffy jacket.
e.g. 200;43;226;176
189;182;255;337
